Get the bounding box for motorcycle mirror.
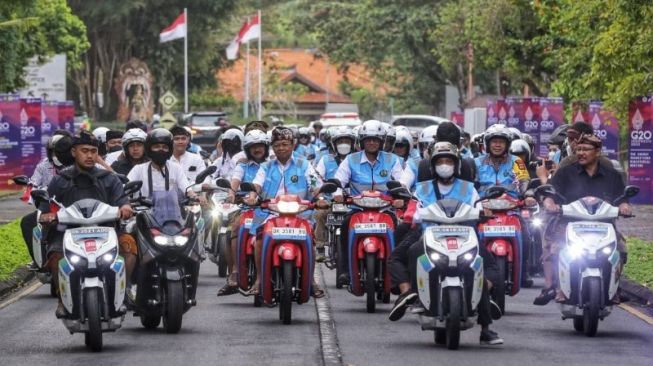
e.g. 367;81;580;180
215;178;232;190
195;165;217;184
624;185;640;198
240;182;256;192
319;182;338;194
115;174;130;184
12;175;29;186
199;150;210;159
527;178;541;190
390;187;411;200
30;189;50;205
386;180;402;190
326;178;342;189
485;186;507;200
140;198;153;207
123;181;143;196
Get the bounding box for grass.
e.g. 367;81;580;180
624;237;653;289
0;219;30;281
0;190;21;199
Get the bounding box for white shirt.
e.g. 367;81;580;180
105;150;123;166
399;164;416;190
253;156;322;197
210;154;239;180
171;151;207;184
333;152;404;193
127;161;191;199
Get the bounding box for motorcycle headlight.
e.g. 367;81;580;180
457;247;478;269
97;247;118;266
211;209;221;219
154;235;170;246
174;235;189;246
598;242;616;258
482;199;517;211
188;204;201;214
353;197;390;209
269;201;308;214
425;246;449;269
66;253;88;268
532;218;543;227
567;241;587;259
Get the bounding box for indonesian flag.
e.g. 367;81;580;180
160;12;187;43
226;15;261;60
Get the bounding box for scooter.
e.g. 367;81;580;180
325;202;349;275
12;176;56;297
477;190;526;313
130;166;215;333
206;187;239;277
412;186;505;350
30;180;142;352
536;184;639;337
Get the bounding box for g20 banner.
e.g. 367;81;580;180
0;94;23;189
628;96;653;204
486;99;508;127
59;101;75;133
588;101;619;161
20;98;43;178
537;97;564;158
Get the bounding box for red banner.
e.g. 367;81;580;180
58;101;75;133
450;112;464;128
0;95;23;189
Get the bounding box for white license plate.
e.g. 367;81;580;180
332;204;349;213
429;226;470;238
354;223;387;234
271;227;307;240
244;218;253;229
483;225;516;237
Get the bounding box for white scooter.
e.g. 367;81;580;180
537;184;638;337
31;181;142;351
207;181;240;277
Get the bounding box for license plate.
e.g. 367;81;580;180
271;227;307;240
244;218;253;229
71;227;110;242
332;204;349;213
84;239;97;253
354;223;387;234
326;214;344;226
483;225;516;237
429;226;470;238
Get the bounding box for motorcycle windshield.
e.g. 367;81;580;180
151;190;184;234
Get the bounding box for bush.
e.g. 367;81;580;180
0;219;31;281
624;237;653;288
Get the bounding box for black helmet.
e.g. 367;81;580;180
53;135;74;168
145;128;173;159
548;124;569;146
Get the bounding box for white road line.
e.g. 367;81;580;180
314;264;343;366
0;280;42;310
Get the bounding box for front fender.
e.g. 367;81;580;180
163;267;184;281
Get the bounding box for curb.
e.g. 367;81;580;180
621;278;653;308
0;266;35;300
314;265;343;366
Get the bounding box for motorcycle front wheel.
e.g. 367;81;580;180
445;287;462;350
366;253;376;313
217;234;229;278
84;288;103;352
583;277;601;337
280;260;294;325
163;281;184;334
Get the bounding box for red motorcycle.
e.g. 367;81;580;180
345;190;396;313
478;192;525;313
235;208;262;307
259;195;314;324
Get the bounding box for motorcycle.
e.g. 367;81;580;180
411;186;505;350
325;202;349;277
206;185;239;277
536;184;639;337
30;180;142;352
477;190;528;313
12;176;57;297
130;166;215;333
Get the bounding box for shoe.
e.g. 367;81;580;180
337;273;350;288
480;329;504;345
316;248;326;263
389;292;418;321
409;299;425;314
533;287;556;306
28;262;39;271
55;302;67;319
489;299;503;320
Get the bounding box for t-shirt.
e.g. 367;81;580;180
550;161;625;204
127;161;191;199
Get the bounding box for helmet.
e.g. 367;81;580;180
53;135;74;168
358;120;386;148
145;128;174;161
330;126;355;153
429;142;460;175
418;125;439;156
483;124;512;150
243;129;270;161
318;128;330;144
510;139;531;164
46;134;65;163
548;124;569;145
298;127;311;139
122;128;147;150
92;127;110;143
507;127;522;142
221;128;244;148
383;124;396;152
394;128;413;146
520;133;535;152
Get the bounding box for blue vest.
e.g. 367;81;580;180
319;154;341;180
314;146;329;165
407;158;419;191
346;151;399;195
474;154;520;197
415;178;475;206
409;148;421;160
295;144;316;159
238;161;261;183
260;157;312;200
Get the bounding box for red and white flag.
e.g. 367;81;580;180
160;12;187;43
225;15;261;60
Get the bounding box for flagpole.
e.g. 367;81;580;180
244;20;250;119
257;9;262;120
184;8;189;113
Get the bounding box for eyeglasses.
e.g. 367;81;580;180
272;141;292;149
575;147;597;153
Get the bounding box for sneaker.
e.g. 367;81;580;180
533;287;556;306
337;273;350;287
55;302;67;319
316;248;326;263
389;292;418;321
489;299;503;320
409;299;425;314
480;329;504;345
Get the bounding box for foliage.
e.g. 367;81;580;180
624;237;653;289
189;88;237;110
0;220;31;281
264;70;309;120
0;0;88;92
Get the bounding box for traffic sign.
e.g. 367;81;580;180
159;91;178;111
160;112;177;129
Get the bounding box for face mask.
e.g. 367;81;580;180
435;164;454;179
548;151;556;160
565;143;573;157
108;145;122;153
336;143;351;156
149;150;169;166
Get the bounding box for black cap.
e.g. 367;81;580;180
106;130;123;141
72;130;100;147
169;124;191;137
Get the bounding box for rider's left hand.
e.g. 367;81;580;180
524;197;537;207
618;203;632;216
392;199;405;209
119;204;134;219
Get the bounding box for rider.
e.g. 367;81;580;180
393;127;415;167
244;127;327;297
169;124;207;184
333;120;403;286
387;142;504;345
312;122;325;149
383;123;396;153
111;128;149;176
210;128;245;179
295;127;316;159
217;129;270;296
39;131;133;317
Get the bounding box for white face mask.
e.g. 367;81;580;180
548;151;556;160
336;143;351;155
435;164;454;179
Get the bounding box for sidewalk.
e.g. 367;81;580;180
620;205;653;241
0;193;32;225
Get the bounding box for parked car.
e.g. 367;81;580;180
184;111;227;152
391;114;450;136
318;113;362;128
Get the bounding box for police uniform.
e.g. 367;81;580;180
474;154;529;197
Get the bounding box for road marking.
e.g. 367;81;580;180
619;303;653;326
314;265;343;366
0;279;42;310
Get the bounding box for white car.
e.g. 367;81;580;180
391;114;451;136
318;113;362;128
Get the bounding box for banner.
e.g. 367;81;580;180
588;101;619;161
628;96;653;204
506;96;524;131
42;101;59;158
58;101;75;133
0;95;23;189
486;99;508;127
520;97;540;157
450;112;464;128
20;98;43;178
538;97;564;158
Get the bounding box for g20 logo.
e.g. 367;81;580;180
594;130;607;138
524;121;538;129
631;130;652;140
540;120;555;130
21;126;36;137
42;122;52;132
0;122;10;132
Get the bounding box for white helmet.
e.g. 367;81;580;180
484;123;512;148
122;128;147;150
298;127;311;137
92;127;110;143
244;129;270;148
330;126;355;153
507;127;522;142
510;139;531;163
358;120;386;148
418;125;439;156
221;128;245;149
394;128;413;146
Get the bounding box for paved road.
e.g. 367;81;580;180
1;263;652;365
0;194;32;224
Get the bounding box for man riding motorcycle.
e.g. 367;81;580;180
169;124;207;184
39;131;133;317
333;120;403;286
295;127;316;159
387;142;504;345
111;128;149;176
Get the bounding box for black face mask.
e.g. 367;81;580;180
149;150;169;166
98;144;107;157
108;145;122;153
